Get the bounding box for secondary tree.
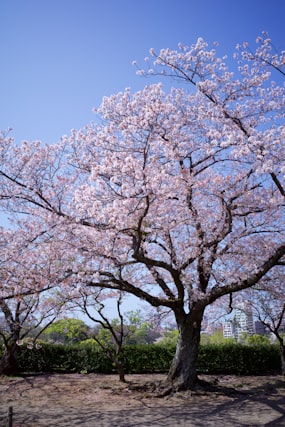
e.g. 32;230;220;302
75;290;131;382
0;34;284;389
240;273;285;374
0;226;68;374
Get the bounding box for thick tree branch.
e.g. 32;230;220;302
207;245;285;304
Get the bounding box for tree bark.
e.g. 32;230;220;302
0;342;20;376
114;358;126;382
278;339;285;376
281;346;285;376
167;307;204;390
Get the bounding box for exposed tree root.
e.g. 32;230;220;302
127;376;255;398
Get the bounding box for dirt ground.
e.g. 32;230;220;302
0;373;284;427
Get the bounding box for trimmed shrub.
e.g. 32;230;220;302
17;343;113;374
14;342;281;375
121;345;174;373
197;344;280;374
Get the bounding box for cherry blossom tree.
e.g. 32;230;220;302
240;271;285;375
68;289;161;381
0;294;59;375
0;226;69;374
75;290;130;382
0;35;284;389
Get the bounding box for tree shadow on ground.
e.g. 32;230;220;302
0;374;284;426
125;376;285;427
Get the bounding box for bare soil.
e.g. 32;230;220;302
0;373;284;426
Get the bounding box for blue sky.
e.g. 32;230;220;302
1;0;284;321
1;0;284;145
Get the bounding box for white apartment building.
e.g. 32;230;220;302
223;320;235;339
223;303;254;341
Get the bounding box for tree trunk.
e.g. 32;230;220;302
167;308;204;390
0;342;20;376
114;358;126;382
278;339;285;376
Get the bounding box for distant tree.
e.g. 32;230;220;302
124;310;161;345
42;318;89;344
157;329;179;347
246;334;271;346
201;329;236;345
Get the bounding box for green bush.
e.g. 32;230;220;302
121;345;174;373
197;344;280;374
18;343;113;374
15;342;281;375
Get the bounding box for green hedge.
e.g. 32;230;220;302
121;345;175;373
197;344;280;375
17;343;114;373
15;343;281;375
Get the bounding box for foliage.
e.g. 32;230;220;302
90;310;160;346
156;329;179;347
200;330;236;345
78;338;99;346
246;334;271;346
41;318;90;344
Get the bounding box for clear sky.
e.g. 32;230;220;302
1;0;284;322
1;0;285;145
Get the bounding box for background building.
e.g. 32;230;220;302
223;303;255;341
